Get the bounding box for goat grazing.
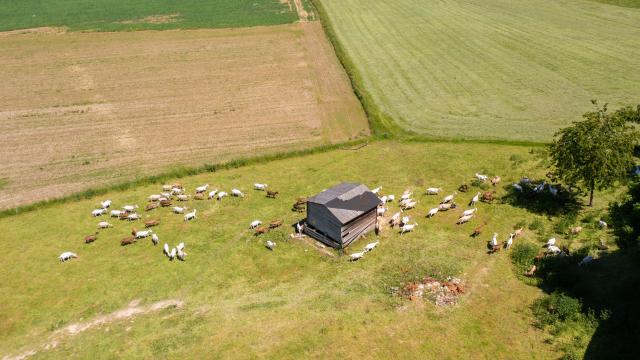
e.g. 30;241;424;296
101;200;112;209
490;176;501;186
371;186;382;194
59;252;78;262
84;232;98;244
475;173;488;182
97;221;112;229
254;183;268;191
231;189;245;197
207;190;218;199
365;241;379;252
250;220;262;229
91;208;106;217
349;251;365;261
145;219;160;228
126;213;141;221
163;243;170;257
120;236;136;246
265;240;276;251
122;205;138;212
472;222;487;237
184;210;197;221
461;208;477;217
195;184;209;193
441;193;455;204
400;223;417;234
145;202;159;211
426;187;442;195
172;206;187;214
217;191;228;200
469;192;480;207
427;207;439;218
135;230;153;239
266;190;279;199
457;214;474;224
438;202;456;211
151;233;159;245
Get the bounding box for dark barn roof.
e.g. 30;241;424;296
308;183;381;225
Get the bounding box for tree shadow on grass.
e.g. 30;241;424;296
499;182;582;217
534;249;640;359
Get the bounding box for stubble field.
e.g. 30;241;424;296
0;22;369;209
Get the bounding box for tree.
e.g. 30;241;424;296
549;101;639;207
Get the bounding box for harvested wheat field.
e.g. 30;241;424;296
0;22;369;209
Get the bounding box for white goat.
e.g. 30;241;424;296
127;213;141;221
59;252;78;262
469;192;480;207
296;222;304;234
151;233;159;245
208;190;218;199
475;173;489;182
371;186;382;194
169;248;177;260
401;216;410;225
148;194;161;202
177;248;187;261
546;245;561;255
365;241;379;252
265;240;276;251
195;184;209;193
490;233;498;247
184;209;197;221
135;230;153;239
177;242;185;251
176;194;190;201
377;206;388;216
505;234;514;249
441;193;455;204
217;191;228;200
379;195;388;203
457;214;474;224
162;184;172;191
231;189;245;197
349;251;366;261
122;205;138;212
400;223;417;234
171;187;183;195
91;208;106;217
401;192;413;201
426;187;442;195
172;206;187;214
250;220;262;229
427;207;439;218
163;243;170;257
101;200;112;209
254;183;268;191
97;221;112;229
461;208;477;217
387;195;395;202
402;201;417;210
545;238;556;247
110;209;125;217
598;220;608;229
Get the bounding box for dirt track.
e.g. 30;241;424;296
0;22;368;209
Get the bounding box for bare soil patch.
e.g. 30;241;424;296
0;23;368;209
2;299;183;360
0;27;67;37
119;13;181;25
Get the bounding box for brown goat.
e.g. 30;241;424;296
458;184;469;193
120;236;137;246
488;242;503;254
160;199;172;207
145;202;159;211
194;193;205;200
491;176;501;186
254;226;269;236
131;227;138;236
118;211;130;220
269;220;283;229
524;265;537;277
481;191;495;203
472;222;487;237
266;190;279;199
84;232;98;244
145;219;160;228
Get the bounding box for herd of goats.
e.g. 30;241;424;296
58;172;603;271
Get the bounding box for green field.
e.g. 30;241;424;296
593;0;640;8
1;140;620;359
0;0;298;32
315;0;640;141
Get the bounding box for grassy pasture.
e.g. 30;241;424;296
0;0;299;32
4;140;620;358
592;0;640;7
315;0;640;141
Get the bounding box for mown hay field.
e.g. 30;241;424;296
316;0;640;141
0;22;369;210
3;140;609;359
0;0;300;32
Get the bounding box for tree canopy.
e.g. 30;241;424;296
549;101;639;206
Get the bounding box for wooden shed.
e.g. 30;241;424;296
304;183;381;249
